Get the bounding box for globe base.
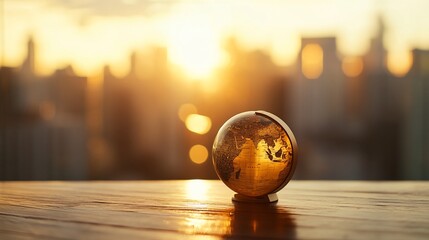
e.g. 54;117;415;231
232;193;278;203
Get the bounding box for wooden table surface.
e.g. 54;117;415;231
1;180;428;239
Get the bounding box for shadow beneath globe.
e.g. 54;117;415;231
223;202;296;239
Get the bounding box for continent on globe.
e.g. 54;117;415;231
227;124;292;197
212;111;297;200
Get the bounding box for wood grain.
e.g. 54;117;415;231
1;181;428;239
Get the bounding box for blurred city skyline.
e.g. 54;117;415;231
2;0;429;79
1;0;428;181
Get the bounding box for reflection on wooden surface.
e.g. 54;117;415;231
1;180;428;239
229;203;295;239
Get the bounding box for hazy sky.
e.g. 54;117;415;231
1;0;429;77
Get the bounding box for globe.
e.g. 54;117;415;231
212;111;297;199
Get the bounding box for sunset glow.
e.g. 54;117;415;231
165;14;224;80
3;1;429;78
2;0;429;187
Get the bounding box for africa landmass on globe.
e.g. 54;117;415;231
213;113;293;197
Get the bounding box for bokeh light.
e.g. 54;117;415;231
342;57;364;78
387;50;413;77
189;145;208;164
302;44;324;79
178;103;198;122
185;114;212;134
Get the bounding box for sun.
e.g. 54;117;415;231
165;14;224;81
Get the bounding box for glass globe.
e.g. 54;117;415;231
212;111;297;198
